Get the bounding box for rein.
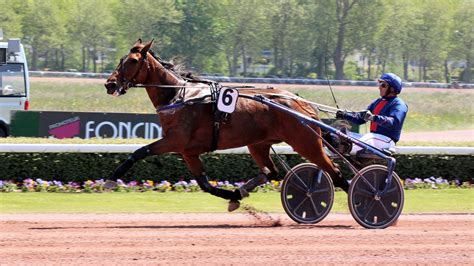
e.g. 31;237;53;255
118;47;337;116
238;92;338;114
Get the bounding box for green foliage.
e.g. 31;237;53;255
0;0;24;39
343;61;364;80
0;153;471;183
0;0;470;79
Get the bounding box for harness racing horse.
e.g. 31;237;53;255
104;39;349;211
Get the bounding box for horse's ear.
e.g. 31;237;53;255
134;38;142;46
142;39;154;54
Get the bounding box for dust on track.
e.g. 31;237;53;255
241;203;282;227
1;212;472;265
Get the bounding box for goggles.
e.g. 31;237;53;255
378;79;388;88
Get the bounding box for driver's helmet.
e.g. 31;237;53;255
379;73;402;94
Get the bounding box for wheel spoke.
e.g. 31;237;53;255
293;197;308;213
362;200;376;221
292;174;310;191
312;188;330;194
288;178;308;193
307;169;315;190
378;199;392;219
309;197;322;216
354;187;374;198
383;185;399;196
358;175;377;192
372;171;380;190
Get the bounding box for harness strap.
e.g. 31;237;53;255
211;109;229;151
210;84;220;151
209;83;227;151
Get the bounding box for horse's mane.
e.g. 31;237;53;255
148;49;205;83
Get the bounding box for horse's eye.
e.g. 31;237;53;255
130;48;139;53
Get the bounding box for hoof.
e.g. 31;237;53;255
228;200;240;212
238;173;268;199
238;187;249;198
104;180;118;189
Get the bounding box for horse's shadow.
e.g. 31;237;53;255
29;224;354;230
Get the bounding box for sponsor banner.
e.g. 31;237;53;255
11;111;358;139
35;111;162;139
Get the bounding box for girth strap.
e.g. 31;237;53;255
210;83;227;151
211;107;228;151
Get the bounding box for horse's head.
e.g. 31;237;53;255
104;39;154;96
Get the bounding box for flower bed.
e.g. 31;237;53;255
0;178;282;193
0;177;471;193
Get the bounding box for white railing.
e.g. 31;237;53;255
0;144;472;155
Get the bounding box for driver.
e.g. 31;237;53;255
336;73;408;155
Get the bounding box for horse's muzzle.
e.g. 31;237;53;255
105;81;117;95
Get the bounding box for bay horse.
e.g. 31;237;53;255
104;39;349;211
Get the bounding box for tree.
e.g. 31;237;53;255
409;1;450;81
69;0;115;72
450;0;474;83
112;0;182;62
389;0;418;81
22;1;66;70
332;0;359;80
0;0;24;39
331;0;377;80
165;0;224;72
268;0;315;77
220;0;268;76
347;1;379;79
307;1;335;79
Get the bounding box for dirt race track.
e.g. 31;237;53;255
1;212;473;265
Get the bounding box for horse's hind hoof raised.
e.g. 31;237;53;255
238;187;250;198
228;200;241;212
238;173;268;199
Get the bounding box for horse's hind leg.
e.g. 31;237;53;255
182;155;242;203
239;143;280;197
248;143;279;180
283;127;349;193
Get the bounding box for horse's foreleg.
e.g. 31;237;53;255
111;146;150;180
182;155;242;202
111;138;174;180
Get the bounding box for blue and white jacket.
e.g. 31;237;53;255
342;96;408;142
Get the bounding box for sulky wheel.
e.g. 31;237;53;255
281;163;334;224
348;164;404;229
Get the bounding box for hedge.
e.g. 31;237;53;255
0;153;472;183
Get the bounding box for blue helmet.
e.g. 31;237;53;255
379;73;402;94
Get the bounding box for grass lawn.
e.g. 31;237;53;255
1;189;472;214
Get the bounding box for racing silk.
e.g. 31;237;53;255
342;96;408;142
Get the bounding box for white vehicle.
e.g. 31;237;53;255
0;34;30;137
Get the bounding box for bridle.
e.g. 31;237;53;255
115;49;150;94
114;48;192;95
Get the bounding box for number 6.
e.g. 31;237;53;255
217;88;238;113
